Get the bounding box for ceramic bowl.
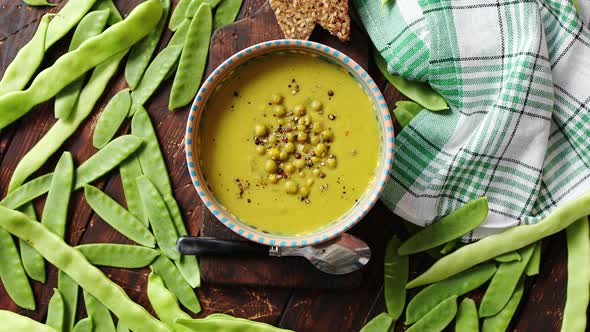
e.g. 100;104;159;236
185;39;394;247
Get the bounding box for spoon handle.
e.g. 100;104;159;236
176;236;270;257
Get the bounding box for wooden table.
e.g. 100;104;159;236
0;1;573;331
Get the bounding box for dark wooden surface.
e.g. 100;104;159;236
0;1;571;331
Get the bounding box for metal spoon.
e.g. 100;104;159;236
176;233;371;275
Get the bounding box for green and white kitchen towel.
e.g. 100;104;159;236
354;0;590;238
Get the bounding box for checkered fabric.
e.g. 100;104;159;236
354;0;590;238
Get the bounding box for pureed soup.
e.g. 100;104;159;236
198;52;380;235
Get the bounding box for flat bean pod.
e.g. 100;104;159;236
405;262;496;324
399;197;488;255
0;206;170;332
147;270;191;327
0;15;50;96
479;245;534;317
482;278;524;332
407;191;590;288
561;218;589;332
76;243;159;268
42;152;74;239
93;89;132;148
19;204;46;283
169;3;212;110
72;317;93;332
0;310;57;332
125;0;171;89
494;251;521;263
119;155;147;225
384;236;407;320
393;100;423;128
46;289;65;331
151;255;201;313
175;316;293;332
359;313;394;332
525;240;542;276
83;289;116;332
0;0;163;130
84;185;155;247
455;298;479;332
57;271;79;332
406;296;457;332
55;9;110;120
169;0;193;31
213;0;242;30
45;0;99;48
0;224;35;310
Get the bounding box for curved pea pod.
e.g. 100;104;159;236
42;152;74;239
151;255;201;314
373;50;448;111
169;3;212;110
0;0;163;130
525;240;541;276
23;0;55;6
0;310;57;331
0;228;35;310
130;45;183;107
384;236;407;319
213;0;242;30
175;316;293;332
405;262;496;324
19;204;46;283
58;271;79;332
84;185;155;247
359;313;394;332
93;89;132;148
2;174;53;209
407;192;590;288
455;298;479;332
119;155;147;225
73;317;93;332
482;278;524;332
45;0;100;48
494;251;521;263
76;244;159;268
393;100;423;128
55;9;110;120
406;296;457;332
561;218;590;332
0;15;50;96
83;289;116;332
125;0;171;90
147;269;191;326
479;244;534;317
46;289;65;331
399;197;488;256
169;0;193;30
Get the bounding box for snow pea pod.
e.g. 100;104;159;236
359;313;394;332
0;15;51;96
93;88;132;148
73;317;93;332
175;316;293;332
45;0;99;48
84;185;155;247
561;218;589;332
0;223;35;310
137;177;179;260
399;197;488;255
46;289;65;331
439;239;458;255
147;269;191;327
405;262;496;324
76;243;159;268
125;0;171;89
213;0;242;30
116;321;129;332
23;0;55;6
119;155;147;225
525;240;542;276
169;18;190;46
93;0;123;25
479;245;534;317
58;270;79;332
19;204;46;283
169;0;193;30
373;50;447;111
481;278;524;332
0;207;170;332
0;310;57;332
169;3;212;110
83;289;116;332
393;100;423;128
384;236;407;319
42;152;74;238
406;296;457;332
55;9;109;119
455;298;479;332
0;0;163;130
494;251;521;263
151;255;201;314
185;0;221;18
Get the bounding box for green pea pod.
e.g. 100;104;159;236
384;236;407;319
185;0;221;18
76;244;159;268
525;240;542;276
93;89;132;148
130;45;183;107
23;0;55;6
42;152;74;238
125;0;171;89
147;270;191;327
455;298;479;332
0;310;57;331
19;204;46;283
393;100;423;128
46;289;65;331
116;320;130;332
151;255;201;314
439;239;458;255
73;317;93;332
0;15;50;96
169;19;190;46
399;197;488;256
57;271;79;332
479;245;535;317
482;278;524;332
406;296;457;332
561;218;589;332
0;0;163;130
119;155;147;225
494;251;521;263
55;9;110;120
213;0;242;30
373;50;447;111
45;0;99;48
83;289;117;332
405;262;496;324
359;313;394;332
84;185;155;247
175;316;293;332
93;0;124;25
169;3;212;110
169;0;194;31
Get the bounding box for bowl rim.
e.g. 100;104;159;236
185;39;394;247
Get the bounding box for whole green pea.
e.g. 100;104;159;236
294;105;306;116
267;148;280;160
284;163;295;174
254;124;267;137
285;181;298;194
284;142;295;153
270;93;283;104
314;143;327;157
297;132;308;142
279;150;289;161
294;159;306;169
273;105;286;117
309;100;322;111
265;160;278;173
268;174;278;184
